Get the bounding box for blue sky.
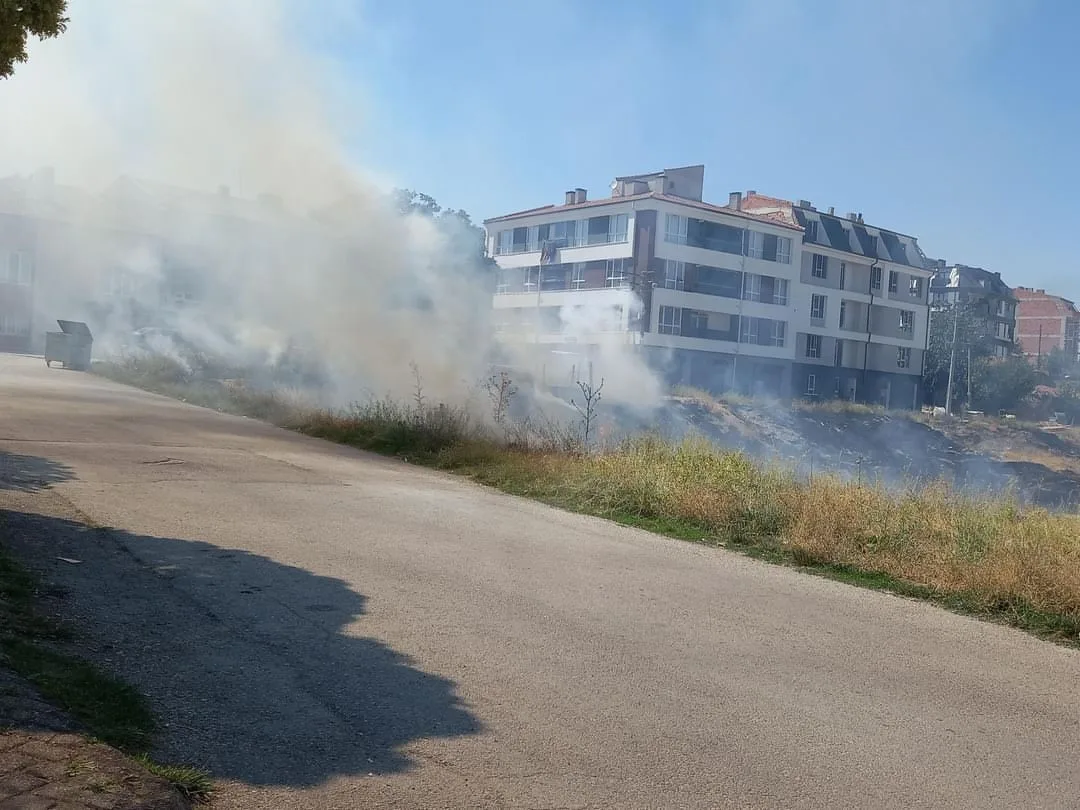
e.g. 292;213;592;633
334;0;1080;299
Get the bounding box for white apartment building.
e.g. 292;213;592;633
485;166;933;408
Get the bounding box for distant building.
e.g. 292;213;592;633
928;263;1016;358
1014;287;1080;365
484;166;934;409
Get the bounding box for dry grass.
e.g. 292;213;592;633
94;359;1080;643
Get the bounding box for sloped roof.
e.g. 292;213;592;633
484;191;802;231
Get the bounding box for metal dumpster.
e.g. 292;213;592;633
44;320;94;371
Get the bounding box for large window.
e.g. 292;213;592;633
810;294;826;321
897;347;911;369
664;260;685;290
888;270;898;293
571;263;585;290
696;265;742;298
658;305;681;335
806;334;822;359
909;277;923;298
812;254;828;279
747;231;793;264
806;373;817;395
665;214;688;245
870;266;882;291
743;273;789;305
606;258;631;288
496;214;629;254
740;317;786;347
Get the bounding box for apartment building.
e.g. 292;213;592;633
928;263;1016;358
485;166;934;408
1014;286;1080;365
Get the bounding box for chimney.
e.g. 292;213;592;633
827;206;835;215
796;199;812;209
847;212;858;221
857;213;864;223
574;187;587;204
745;189;756;196
565;190;576;205
728;191;742;210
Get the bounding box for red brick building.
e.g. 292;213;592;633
1014;286;1080;365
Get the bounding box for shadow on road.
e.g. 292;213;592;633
0;451;76;492
0;505;482;788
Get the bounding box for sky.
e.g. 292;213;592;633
335;0;1080;300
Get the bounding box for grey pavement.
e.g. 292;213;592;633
0;352;1078;809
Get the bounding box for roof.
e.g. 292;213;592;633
740;192;927;268
613;164;704;181
929;265;1014;298
1014;288;1080;317
484;191;802;231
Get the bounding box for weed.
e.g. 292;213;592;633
137;755;214;804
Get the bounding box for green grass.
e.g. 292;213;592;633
93;358;1080;648
136;756;214;804
0;542;211;802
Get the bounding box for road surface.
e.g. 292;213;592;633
0;353;1078;809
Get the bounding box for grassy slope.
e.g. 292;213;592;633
94;359;1080;647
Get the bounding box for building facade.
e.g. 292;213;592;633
1014;286;1080;365
485;167;934;408
928;263;1017;358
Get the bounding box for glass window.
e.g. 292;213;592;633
806;334;822;359
870;266;882;291
888;270;899;293
665;214;688;245
664;260;685;290
658;305;681;335
812;254;828;279
897;347;911;368
810;294;826;320
743;273;762;302
606;258;630;288
806;373;817;395
571;263;585;290
899;309;914;333
776;236;791;264
774;278;789;305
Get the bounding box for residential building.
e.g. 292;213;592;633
1014;286;1080;365
928;262;1017;358
485;167;934;408
737;194;932;408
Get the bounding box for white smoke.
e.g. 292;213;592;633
0;0;665;411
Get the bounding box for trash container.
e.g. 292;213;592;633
44;320;94;371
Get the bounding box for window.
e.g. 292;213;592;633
806;334;822;359
776;236;791;264
496;230;513;255
658;305;681;335
810;294;826;321
687;310;709;333
551;220;579;248
897;347;911;369
888;270;898;293
839;262;846;290
571;263;585;290
812;254;828;279
743;273;762;302
606;258;630;288
839;300;848;328
806;374;817;395
870;266;882;291
834;340;843;367
6;253;32;285
899;309;914;333
610;214;629;243
495;270;509;294
773;278;789;305
665;213;688;245
664;260;685;290
805;221;818;242
746;232;791;264
909;277;923;297
741;317;786;347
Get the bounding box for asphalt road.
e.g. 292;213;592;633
0;353;1078;809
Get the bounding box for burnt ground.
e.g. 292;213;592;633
599;398;1080;511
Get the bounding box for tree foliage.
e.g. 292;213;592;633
0;0;68;79
923;305;997;409
392;188;495;274
970;355;1037;414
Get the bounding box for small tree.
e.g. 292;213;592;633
572;377;604;446
1;0;68;79
970;355;1037;414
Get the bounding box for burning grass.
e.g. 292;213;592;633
94;357;1080;645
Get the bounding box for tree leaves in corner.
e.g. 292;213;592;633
0;0;69;79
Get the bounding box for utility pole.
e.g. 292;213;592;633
945;304;960;415
966;343;972;411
